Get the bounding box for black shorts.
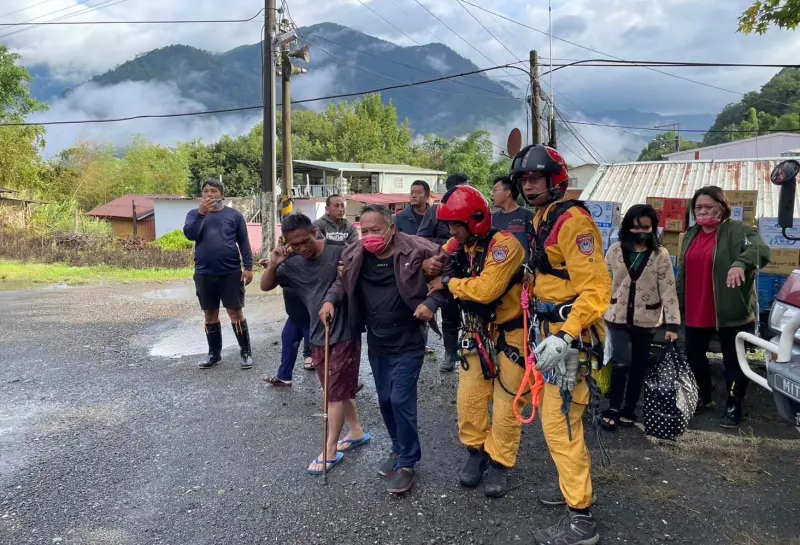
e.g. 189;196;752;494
194;272;245;311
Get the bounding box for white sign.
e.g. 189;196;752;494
584;201;621;228
759;217;800;248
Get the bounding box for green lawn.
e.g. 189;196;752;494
0;260;193;289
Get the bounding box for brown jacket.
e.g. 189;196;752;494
324;231;452;336
604;242;681;331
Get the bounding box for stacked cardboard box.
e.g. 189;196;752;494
647;197;690;233
759;217;800;275
724;190;758;224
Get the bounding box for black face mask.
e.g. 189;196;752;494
631;232;650;245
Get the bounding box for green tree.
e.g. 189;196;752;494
119;134;190;195
0;45;47;193
636;132;700;162
443;130;495;193
739;0;800;34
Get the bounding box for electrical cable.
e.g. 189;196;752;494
0;8;265;25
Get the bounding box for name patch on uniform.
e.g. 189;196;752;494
576;234;595;256
492;245;509;263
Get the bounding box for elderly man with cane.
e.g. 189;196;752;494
320;204;450;494
260;213;369;476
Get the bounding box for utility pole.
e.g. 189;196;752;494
655;122;681;152
530;50;541;145
261;0;277;253
549;116;557;150
279;28;309;218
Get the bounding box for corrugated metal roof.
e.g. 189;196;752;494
88;194;176;219
347;193;444;205
293;160;446;175
581;158;800;218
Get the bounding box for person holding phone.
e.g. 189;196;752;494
184;178;254;370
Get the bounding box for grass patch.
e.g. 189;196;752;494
677;428;762;485
729;530;800;545
0;259;192;288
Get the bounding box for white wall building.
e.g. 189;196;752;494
665;133;800;161
568;163;599;190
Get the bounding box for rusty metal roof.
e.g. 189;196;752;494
580;158;800;218
88;194;174;219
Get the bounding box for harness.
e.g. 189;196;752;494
529;200;589;282
450;228;525;385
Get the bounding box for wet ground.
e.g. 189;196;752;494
1;281;799;545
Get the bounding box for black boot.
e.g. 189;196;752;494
441;332;459;372
483;460;510;498
533;507;600;545
232;320;253;369
458;447;489;488
199;322;222;369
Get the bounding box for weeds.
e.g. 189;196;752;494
0;260;192;286
729;529;800;545
677;428;762;485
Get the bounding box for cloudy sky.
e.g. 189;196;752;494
3;0;799;159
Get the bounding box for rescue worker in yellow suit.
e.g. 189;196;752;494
510;144;611;545
427;185;528;498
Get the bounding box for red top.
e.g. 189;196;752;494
685;229;718;328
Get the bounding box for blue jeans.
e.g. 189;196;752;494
277;318;310;381
368;350;424;469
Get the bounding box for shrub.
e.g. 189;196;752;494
153;229;194;251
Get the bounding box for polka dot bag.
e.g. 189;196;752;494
643;341;699;441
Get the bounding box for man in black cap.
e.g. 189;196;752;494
184;178;254;370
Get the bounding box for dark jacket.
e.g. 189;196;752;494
417;204;451;245
677;219;770;328
395;204;428;236
314;214;359;246
325;231;452;336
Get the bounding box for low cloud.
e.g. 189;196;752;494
425;55;451;73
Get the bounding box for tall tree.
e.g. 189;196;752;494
636;132;700;162
739;0;800;34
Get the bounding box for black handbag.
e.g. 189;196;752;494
643;341;699;440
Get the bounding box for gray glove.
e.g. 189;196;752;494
556;349;581;392
534;335;569;373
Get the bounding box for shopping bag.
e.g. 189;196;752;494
643;341;699;440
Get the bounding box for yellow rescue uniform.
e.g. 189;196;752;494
532;202;611;510
445;231;528;468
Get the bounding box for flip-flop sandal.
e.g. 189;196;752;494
263;376;292;387
303;360;315;371
337;433;372;452
307;452;344;475
600;409;618;432
618;416;636;428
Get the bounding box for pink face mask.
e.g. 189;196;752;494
696;216;721;228
363;231;391;254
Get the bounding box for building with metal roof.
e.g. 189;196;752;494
282;160;447;199
580;158;800;218
664;133;800;162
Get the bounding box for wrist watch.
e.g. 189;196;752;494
441;275;452;287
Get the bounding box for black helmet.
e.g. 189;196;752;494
509;144;569;204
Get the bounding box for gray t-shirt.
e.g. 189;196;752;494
275;243;349;347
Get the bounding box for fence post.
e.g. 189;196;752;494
132;201;138;237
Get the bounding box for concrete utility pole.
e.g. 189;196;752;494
530;50;541;145
261;0;277;253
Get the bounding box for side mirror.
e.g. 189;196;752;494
770;160;800;230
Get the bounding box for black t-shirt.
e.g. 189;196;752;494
359;253;424;356
413;210;425;225
492;207;534;260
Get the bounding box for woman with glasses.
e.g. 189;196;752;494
603;204;680;430
677;186;770;429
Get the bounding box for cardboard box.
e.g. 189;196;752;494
584;201;621;228
759;217;800;249
647;197;690;233
762;249;800;275
599;227;619;252
724;190;758;224
661;231;683;257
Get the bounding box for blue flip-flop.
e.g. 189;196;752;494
307;452;344;476
337;433;372;452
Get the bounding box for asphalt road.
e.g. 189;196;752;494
1;282;799;545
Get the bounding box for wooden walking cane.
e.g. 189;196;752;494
322;319;331;485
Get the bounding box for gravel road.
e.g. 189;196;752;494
1;281;799;545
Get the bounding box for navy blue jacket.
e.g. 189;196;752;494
183;206;253;275
416;204;451;246
394;205;428;236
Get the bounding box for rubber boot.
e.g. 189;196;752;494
483;460;510;498
232;320;253;369
199;322;222;369
458;447;489;488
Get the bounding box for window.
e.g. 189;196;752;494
393;176;404;190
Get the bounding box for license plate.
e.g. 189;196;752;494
775;374;800;402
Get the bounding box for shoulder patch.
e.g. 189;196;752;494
492;245;509;263
576;233;595;256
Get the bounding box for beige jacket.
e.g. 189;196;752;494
604;242;681;331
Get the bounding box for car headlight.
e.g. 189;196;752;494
769;301;800;342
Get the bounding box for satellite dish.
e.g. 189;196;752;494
507;128;522;158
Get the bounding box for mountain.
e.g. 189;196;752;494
584;109;716;137
63;23;522;138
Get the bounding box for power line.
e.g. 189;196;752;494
353;0;421;46
0;0;128;39
0;0;58;21
0;9;265;25
456;0;524;67
457;0;799;110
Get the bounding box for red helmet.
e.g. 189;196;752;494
509;144;569;202
437;185;491;238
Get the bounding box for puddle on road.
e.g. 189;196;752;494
0;280;72;293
